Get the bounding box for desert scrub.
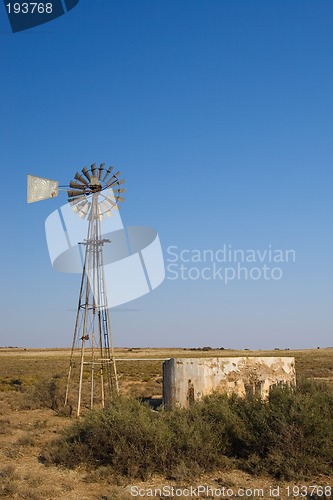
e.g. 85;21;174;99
47;381;333;481
0;377;23;392
47;397;225;479
27;377;64;411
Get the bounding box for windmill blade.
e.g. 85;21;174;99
115;196;125;203
73;201;87;212
72;200;87;213
98;163;105;179
101;194;120;212
105;170;121;186
82;167;91;181
100;201;113;217
78;202;91;219
68;196;85;205
69;181;86;191
108;178;125;188
74;172;89;185
103;196;120;211
103;192;117;206
68;189;87;198
97;204;104;221
106;177;120;188
112;188;126;194
102;166;114;182
91;163;98;176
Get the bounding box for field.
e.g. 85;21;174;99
0;347;332;499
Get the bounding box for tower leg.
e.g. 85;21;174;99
64;193;118;416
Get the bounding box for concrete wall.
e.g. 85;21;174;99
163;357;296;408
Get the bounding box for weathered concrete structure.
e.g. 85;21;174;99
163;357;296;408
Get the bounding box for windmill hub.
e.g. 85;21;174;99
89;176;102;192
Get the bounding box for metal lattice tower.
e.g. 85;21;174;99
27;163;125;416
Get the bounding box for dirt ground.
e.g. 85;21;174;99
0;347;332;499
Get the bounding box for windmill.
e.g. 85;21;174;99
27;164;125;416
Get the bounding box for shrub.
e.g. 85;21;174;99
47;381;333;480
48;397;226;479
30;377;63;411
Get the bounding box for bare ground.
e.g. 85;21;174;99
0;347;332;499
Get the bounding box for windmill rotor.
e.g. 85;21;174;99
67;164;125;220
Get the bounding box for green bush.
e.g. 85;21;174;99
48;397;224;479
47;380;333;480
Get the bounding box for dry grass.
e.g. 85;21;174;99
0;347;332;499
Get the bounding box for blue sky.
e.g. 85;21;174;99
0;0;332;348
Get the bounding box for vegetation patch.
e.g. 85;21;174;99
47;379;333;481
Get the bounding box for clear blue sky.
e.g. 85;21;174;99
0;0;332;348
